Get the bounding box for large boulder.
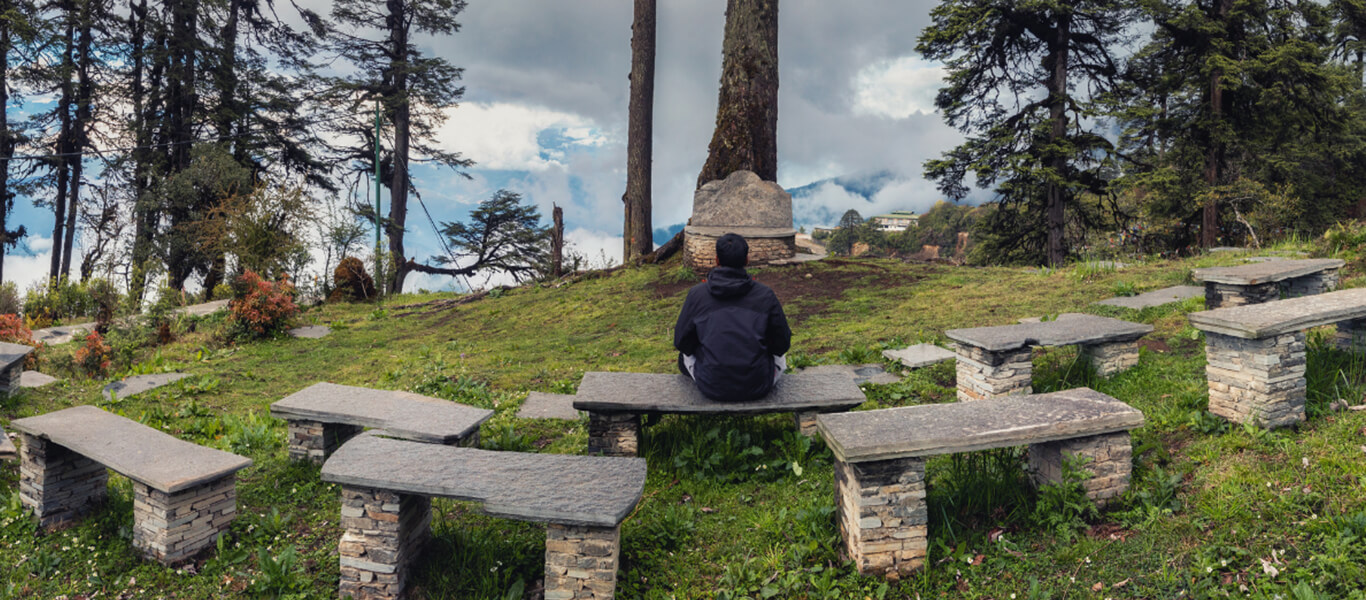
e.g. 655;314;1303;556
690;170;793;229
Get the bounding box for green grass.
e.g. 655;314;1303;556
3;249;1366;598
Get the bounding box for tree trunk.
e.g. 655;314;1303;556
552;204;564;278
696;0;778;188
1044;13;1071;268
1202;0;1232;249
164;0;197;290
62;0;94;279
0;16;10;284
385;0;411;294
623;0;655;261
50;1;76;282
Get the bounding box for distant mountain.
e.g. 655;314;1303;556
786;170;900;229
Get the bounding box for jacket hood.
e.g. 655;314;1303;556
706;266;754;299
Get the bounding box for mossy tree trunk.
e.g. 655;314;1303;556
696;0;778;189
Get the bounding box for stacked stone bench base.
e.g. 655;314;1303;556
818;388;1143;578
0;341;35;398
1188;287;1366;428
574;372;866;457
322;433;645;600
272;382;493;465
947;314;1152;402
11;405;251;566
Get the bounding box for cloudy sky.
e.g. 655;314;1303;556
8;0;972;293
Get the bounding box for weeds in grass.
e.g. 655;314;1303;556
248;545;305;598
837;344;880;364
409;363;495;408
929;448;1033;545
223;411;280;454
419;501;540;599
481;425;534;452
1112;280;1139;297
1032;454;1099;541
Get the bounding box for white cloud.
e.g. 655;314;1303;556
852;56;945;119
435;102;613;172
564;228;623;270
5;236;56;293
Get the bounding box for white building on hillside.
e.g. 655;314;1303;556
871;210;918;232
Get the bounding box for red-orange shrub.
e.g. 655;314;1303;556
74;331;111;377
228;270;299;339
0;313;42;368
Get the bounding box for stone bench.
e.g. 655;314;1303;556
0;423;14;460
321;433;646;600
945;313;1153;401
572;371;867;456
0;341;34;397
271;382;494;463
1188;287;1366;428
1193;258;1343;308
816;388;1143;578
10;405;252;565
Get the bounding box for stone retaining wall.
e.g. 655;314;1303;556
544;524;621;599
338;485;432;600
834;456;927;578
1284;270;1339;298
18;433;108;528
794;412;819;436
953;344;1032;401
287;420;364;464
1028;431;1132;506
1078;341;1140;377
1336;318;1366;352
1;361;22;397
684;234;795;272
1205;331;1306;428
133;475;237;564
587;413;640;457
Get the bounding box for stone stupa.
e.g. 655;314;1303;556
683;170;796;271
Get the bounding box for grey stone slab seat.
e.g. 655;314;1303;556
816;388;1143;578
9;405;251;565
882;344;957;369
946;313;1153;401
1193;258;1344;308
0;341;33;397
0;424;14;460
1095;285;1203;310
322;433;645;599
102;372;190;401
573;371;866;456
271;382;494;464
1187;287;1366;429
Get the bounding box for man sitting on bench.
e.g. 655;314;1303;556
674;233;792;401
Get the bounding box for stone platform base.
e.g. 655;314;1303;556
1027;431;1132;506
683;227;796;272
1205;331;1306;428
133;475;237;564
288;420;365;464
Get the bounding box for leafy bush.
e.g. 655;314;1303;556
227;270;299;339
1032;454;1099;540
23;276;97;322
0;313;41;368
73;331;112;377
0;282;19;315
328;256;376;302
210;283;233;301
85;278;120;333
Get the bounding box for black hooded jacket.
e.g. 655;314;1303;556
674;266;792;401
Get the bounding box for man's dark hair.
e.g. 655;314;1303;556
715;233;749;268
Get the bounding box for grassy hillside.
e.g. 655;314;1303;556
3;248;1366;599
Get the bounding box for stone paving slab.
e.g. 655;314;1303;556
31;322;95;345
796;364;901;385
817;387;1144;463
946;313;1153;352
272;382;493;444
882;344;957;369
175;299;230;316
103;373;190;402
1191;258;1344;285
0;425;14;460
1096;285;1204;310
518;392;582;420
287;325;331;339
0;342;33;371
1188;287;1366;339
321;433;646;527
19;371;57;388
573;371;866;414
10;405;252;492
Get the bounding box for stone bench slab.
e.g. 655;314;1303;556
817;387;1144;463
10;405;252;493
0;341;34;371
572;371;866;415
321;433;646;528
103;373;190;401
1188;287;1366;339
20;371;58;388
1192;258;1343;285
882;344;957;369
287;325;331;339
0;424;14;459
271;382;493;444
945;313;1153;352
